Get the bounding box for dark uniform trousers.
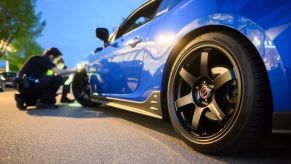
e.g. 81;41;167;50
19;76;63;105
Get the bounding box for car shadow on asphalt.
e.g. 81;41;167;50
26;103;291;161
26;104;109;119
26;103;180;139
213;133;291;162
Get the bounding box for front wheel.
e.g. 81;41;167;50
72;71;101;107
167;32;272;154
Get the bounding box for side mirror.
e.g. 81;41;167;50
96;28;109;43
94;47;103;54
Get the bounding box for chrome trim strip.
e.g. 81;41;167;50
91;91;163;119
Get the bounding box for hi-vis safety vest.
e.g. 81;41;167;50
46;69;54;76
46;69;73;85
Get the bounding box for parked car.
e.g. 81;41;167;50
1;72;17;88
73;0;291;154
0;74;5;92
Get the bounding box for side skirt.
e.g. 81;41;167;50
91;91;163;119
272;112;291;133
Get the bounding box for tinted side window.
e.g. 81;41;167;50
122;13;153;35
156;0;182;17
115;1;161;39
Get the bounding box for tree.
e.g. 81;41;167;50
2;37;43;71
0;0;45;57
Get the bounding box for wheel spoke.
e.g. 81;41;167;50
207;99;225;121
205;111;219;121
214;69;236;89
200;51;209;78
191;107;204;131
79;90;85;97
175;92;194;108
179;67;197;88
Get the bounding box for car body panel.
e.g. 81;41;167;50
86;23;151;95
82;0;291;114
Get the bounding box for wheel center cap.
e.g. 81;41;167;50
193;79;214;106
199;86;212;100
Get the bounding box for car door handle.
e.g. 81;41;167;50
128;37;143;48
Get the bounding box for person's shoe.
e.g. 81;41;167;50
15;94;27;110
36;102;58;109
60;97;75;103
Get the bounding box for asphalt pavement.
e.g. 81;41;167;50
0;90;291;163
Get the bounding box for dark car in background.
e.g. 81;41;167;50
1;72;17;88
0;74;5;92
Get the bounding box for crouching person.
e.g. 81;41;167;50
15;47;76;110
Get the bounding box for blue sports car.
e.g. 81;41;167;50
73;0;291;154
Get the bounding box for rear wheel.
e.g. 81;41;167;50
167;32;272;154
72;72;101;107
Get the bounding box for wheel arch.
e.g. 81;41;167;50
160;25;273;119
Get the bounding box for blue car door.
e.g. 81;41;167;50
88;1;161;95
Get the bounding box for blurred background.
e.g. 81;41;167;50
0;0;146;73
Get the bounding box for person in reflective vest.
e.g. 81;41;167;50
46;58;75;103
16;47;77;109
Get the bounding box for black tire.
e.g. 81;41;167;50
72;71;101;107
167;32;272;154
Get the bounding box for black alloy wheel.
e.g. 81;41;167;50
167;32;272;154
72;72;101;107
